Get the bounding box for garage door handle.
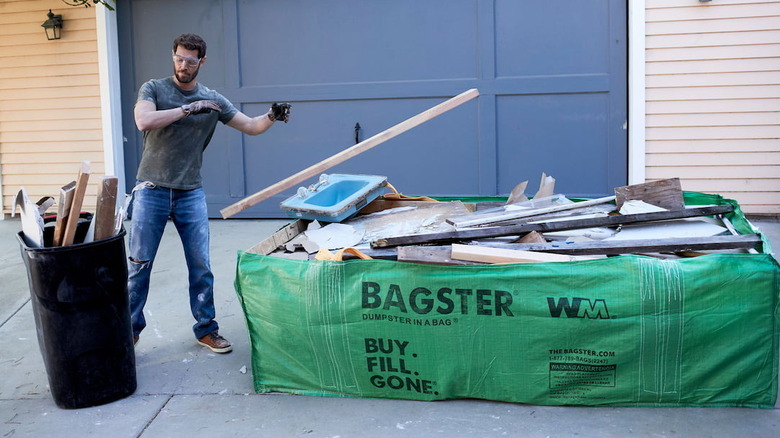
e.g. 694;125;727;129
354;122;361;144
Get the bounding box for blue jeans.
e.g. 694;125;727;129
127;182;219;339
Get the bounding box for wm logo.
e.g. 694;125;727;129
547;297;611;319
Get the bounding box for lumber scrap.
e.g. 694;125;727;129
94;176;118;241
473;234;763;255
52;181;77;247
720;214;760;254
371;205;735;248
450;244;590;264
247;220;309;255
220;88;480;218
396;246;473;265
517;231;546;243
614;178;684;210
393;235;761;258
358;199;476;216
61;162;91;246
447;195;616;228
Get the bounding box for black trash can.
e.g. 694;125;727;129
17;222;137;409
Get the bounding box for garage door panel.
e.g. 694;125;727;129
238;0;479;87
495;0;612;77
496;93;612;198
128;0;229;89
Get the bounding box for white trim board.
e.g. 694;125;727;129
96;8;126;193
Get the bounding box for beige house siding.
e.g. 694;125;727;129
645;0;780;215
0;0;104;216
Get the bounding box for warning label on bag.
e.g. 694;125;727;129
549;363;617;388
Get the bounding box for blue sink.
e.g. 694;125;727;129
280;174;388;222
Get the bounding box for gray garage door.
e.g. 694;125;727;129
118;0;626;218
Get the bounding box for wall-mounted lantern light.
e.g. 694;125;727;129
41;10;63;40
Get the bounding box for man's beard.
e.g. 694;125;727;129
174;65;200;84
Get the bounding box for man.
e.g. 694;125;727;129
130;33;290;353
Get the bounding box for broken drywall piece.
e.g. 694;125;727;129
13;188;44;248
285;233;321;254
304;223;365;250
506;181;529;205
346;201;470;245
533;173;556;199
544;228;618;241
604;218;727;241
506;194;572;211
619;199;667;215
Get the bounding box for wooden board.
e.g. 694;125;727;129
477;234;763;256
357;198;475;216
450;244;588;264
52;181;76;247
247;220;308;255
396;246;475;265
614;178;684;210
220;88;480;218
61;162;90;247
94;176;118;241
447;195;616;228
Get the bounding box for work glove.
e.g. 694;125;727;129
268;102;291;123
181;100;221;117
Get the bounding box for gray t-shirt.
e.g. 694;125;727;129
136;77;238;190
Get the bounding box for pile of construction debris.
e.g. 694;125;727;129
258;175;763;263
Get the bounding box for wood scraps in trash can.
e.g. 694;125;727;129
14;161;123;248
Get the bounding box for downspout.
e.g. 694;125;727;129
628;0;646;184
95;7;126;192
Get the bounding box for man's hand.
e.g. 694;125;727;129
268;103;291;123
181;100;221;117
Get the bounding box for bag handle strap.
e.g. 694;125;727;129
382;182;438;202
315;247;373;261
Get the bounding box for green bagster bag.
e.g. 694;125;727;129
234;193;780;408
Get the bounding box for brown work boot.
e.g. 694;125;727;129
197;332;233;354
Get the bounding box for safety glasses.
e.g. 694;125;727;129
172;53;201;68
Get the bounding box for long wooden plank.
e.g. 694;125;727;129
220;88;480;218
447;195;616;228
451;244;589;264
397;235;762;258
476;234;763;255
396;246;472;265
371;205;735;248
61;162;91;247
